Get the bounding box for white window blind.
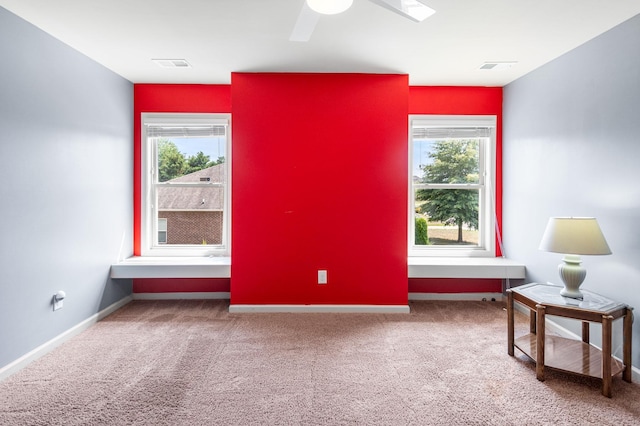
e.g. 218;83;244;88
146;125;227;138
412;127;492;139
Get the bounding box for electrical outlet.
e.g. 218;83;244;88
318;270;327;284
52;290;66;312
53;299;63;311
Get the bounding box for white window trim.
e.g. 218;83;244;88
408;115;497;257
141;113;231;257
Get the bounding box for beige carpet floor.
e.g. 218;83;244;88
1;300;639;425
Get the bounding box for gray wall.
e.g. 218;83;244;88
503;14;640;367
0;7;133;369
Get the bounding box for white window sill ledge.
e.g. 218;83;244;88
408;257;525;279
110;256;231;279
111;256;524;280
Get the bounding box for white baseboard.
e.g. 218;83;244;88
229;304;410;314
409;292;503;302
133;292;230;300
0;295;133;382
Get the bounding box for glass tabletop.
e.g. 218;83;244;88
511;283;626;313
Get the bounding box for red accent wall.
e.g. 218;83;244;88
408;278;502;294
409;86;502;115
133;278;230;293
133;84;232;256
408;86;504;293
230;73;409;305
409;86;503;256
132;84;232;293
131;81;504;298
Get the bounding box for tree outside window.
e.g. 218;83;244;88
416;139;479;244
157;139;225;182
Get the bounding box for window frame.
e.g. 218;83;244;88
408;115;497;257
141;113;231;257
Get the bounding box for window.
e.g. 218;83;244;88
158;218;167;244
409;115;496;257
142;113;230;256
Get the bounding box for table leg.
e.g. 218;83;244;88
582;321;590;376
507;291;514;356
536;304;546;381
602;315;613;398
623;308;633;383
530;310;537;334
582;321;590;344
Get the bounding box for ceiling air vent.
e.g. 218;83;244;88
152;59;191;68
479;61;517;70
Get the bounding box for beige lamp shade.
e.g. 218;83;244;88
539;217;611;255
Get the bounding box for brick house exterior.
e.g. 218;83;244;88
157;164;225;245
158;211;223;245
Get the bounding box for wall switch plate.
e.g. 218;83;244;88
318;270;327;284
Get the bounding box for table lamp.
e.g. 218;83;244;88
539;217;611;299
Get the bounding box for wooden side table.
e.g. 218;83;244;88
507;283;633;397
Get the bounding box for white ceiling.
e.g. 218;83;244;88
1;0;639;86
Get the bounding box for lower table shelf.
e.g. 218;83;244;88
514;334;625;379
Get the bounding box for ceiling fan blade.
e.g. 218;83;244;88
368;0;435;23
290;2;320;42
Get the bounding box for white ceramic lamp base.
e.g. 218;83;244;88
558;255;586;299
